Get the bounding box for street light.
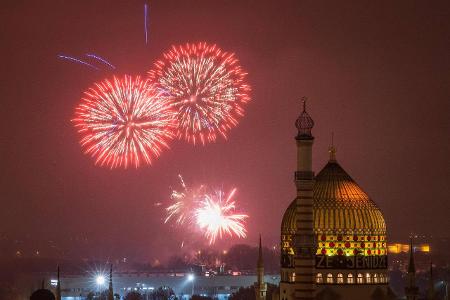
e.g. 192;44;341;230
96;275;106;286
187;274;195;296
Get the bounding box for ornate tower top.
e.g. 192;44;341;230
295;97;314;140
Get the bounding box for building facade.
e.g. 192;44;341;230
275;102;392;300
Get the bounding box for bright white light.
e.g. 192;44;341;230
50;279;58;286
96;275;106;285
187;274;195;281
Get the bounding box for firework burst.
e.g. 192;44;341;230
164;176;248;245
73;75;176;168
148;42;251;145
195;188;248;245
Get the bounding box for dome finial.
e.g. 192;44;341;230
328;132;337;162
295;97;314;139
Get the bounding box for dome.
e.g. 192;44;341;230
281;159;387;258
282;160;386;236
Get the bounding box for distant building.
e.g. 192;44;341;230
272;101;395;300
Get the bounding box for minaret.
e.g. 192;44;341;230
255;235;267;300
108;264;114;300
55;265;61;300
293;98;316;300
427;260;435;300
405;238;419;300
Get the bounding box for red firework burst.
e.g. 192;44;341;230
73;75;176;168
148;42;251;145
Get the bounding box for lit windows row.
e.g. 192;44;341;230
318;234;386;242
316;273;387;284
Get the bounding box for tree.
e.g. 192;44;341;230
124;291;143;300
191;295;212;300
148;286;178;300
229;283;278;300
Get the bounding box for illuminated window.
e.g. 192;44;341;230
337;273;344;284
379;273;385;283
357;273;363;284
373;273;378;283
326;273;333;284
316;273;323;284
366;273;372;284
291;272;296;282
347;273;354;284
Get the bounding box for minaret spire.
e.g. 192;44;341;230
290;98;316;300
405;238;419;300
108;264;114;300
427;259;435;300
55;265;61;300
255;235;267;300
328;132;337;162
258;234;263;268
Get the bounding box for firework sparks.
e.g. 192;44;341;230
164;176;248;245
148;42;251;145
86;53;116;69
58;54;99;70
165;175;206;225
196;188;248;245
73;75;176;168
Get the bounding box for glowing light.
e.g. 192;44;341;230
148;42;251;145
96;275;105;285
187;274;195;281
73;75;176;168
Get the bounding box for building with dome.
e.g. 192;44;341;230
273;101;394;300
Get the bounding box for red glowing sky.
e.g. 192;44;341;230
0;0;449;260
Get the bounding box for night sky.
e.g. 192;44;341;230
1;1;449;261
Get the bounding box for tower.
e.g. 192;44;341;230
405;239;419;300
278;101;390;300
292;99;316;300
55;266;61;300
108;265;114;300
427;260;435;300
255;235;267;300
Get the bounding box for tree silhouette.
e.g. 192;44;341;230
124;291;143;300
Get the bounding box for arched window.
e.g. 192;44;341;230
291;272;296;282
373;273;378;283
337;273;344;284
379;273;385;283
326;273;334;284
357;273;364;284
347;273;354;284
316;273;323;284
366;273;372;284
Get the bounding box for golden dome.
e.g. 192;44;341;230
282;161;386;236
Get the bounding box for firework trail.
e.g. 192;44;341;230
148;42;251;145
86;53;116;69
58;54;99;70
144;1;149;44
164;176;248;245
73;75;176;169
